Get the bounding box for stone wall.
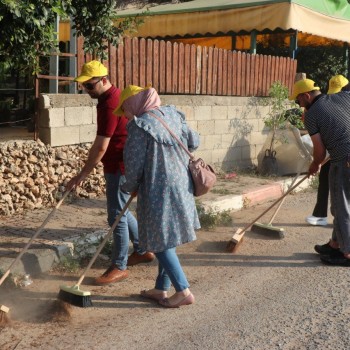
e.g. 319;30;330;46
0;93;272;216
0;140;104;216
38;93;270;170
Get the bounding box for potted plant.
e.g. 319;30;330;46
259;81;303;176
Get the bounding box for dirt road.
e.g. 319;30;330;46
1;190;349;350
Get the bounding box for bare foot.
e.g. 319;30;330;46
140;288;167;301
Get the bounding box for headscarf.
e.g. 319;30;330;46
122;87;161;117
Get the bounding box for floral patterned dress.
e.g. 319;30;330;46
122;105;201;253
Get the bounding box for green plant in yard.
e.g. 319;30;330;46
53;255;80;273
211;187;231;195
263;81;303;154
309;174;320;190
196;203;232;229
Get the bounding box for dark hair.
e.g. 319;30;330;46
341;83;350;92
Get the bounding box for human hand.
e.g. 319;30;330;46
66;174;84;191
308;161;321;176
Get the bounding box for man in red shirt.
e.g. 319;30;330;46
67;61;154;285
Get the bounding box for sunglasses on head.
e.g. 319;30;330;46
82;78;102;90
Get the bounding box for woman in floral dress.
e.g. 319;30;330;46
114;85;200;308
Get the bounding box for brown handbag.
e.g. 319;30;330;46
148;111;216;197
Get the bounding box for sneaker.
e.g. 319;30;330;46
94;265;128;286
314;242;340;255
320;255;350;266
305;215;328;226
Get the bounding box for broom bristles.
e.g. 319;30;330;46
58;285;92;308
251;222;285;238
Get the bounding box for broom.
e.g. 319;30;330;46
226;158;329;252
250;158;311;238
58;194;135;308
0;190;71;326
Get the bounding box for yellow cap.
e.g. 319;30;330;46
327;74;349;94
113;85;151;116
289;79;320;100
75;60;108;83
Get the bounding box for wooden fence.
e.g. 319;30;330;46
77;37;297;97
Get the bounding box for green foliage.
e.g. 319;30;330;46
309;174;320;190
53;255;80;273
71;0;144;60
0;0;142;74
297;46;347;92
211;187;231;195
0;0;70;75
196;203;232;230
263;81;302;153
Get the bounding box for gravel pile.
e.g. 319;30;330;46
0;140;105;215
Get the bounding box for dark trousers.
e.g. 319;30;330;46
312;160;330;217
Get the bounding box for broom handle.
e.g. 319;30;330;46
267;175;299;225
237;157;329;236
0;190;71;287
267;157;309;225
75;194;135;287
268;157;331;225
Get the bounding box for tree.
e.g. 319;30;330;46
0;0;69;75
0;0;142;75
296;46;347;92
71;0;143;60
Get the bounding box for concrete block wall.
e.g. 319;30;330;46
38;94;97;147
162;95;270;171
38;94;271;171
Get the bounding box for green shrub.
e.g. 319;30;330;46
196;203;232;229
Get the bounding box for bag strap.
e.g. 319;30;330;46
147;110;194;160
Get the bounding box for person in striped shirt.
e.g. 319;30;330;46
305;75;349;227
290;78;350;266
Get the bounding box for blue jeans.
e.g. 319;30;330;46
154;248;189;292
329;156;350;254
105;172;144;270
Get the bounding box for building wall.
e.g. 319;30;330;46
38;93;271;171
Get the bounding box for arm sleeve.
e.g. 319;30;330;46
178;109;200;152
122;123;148;193
186;126;200;152
304;110;318;137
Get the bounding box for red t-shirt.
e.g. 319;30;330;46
96;85;128;174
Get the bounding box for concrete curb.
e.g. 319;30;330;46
0;175;312;278
200;175;312;212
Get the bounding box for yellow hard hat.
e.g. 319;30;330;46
114;85;151;116
327;74;349;94
75;60;108;83
289;79;320;100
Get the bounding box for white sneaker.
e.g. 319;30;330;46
305;215;328;226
